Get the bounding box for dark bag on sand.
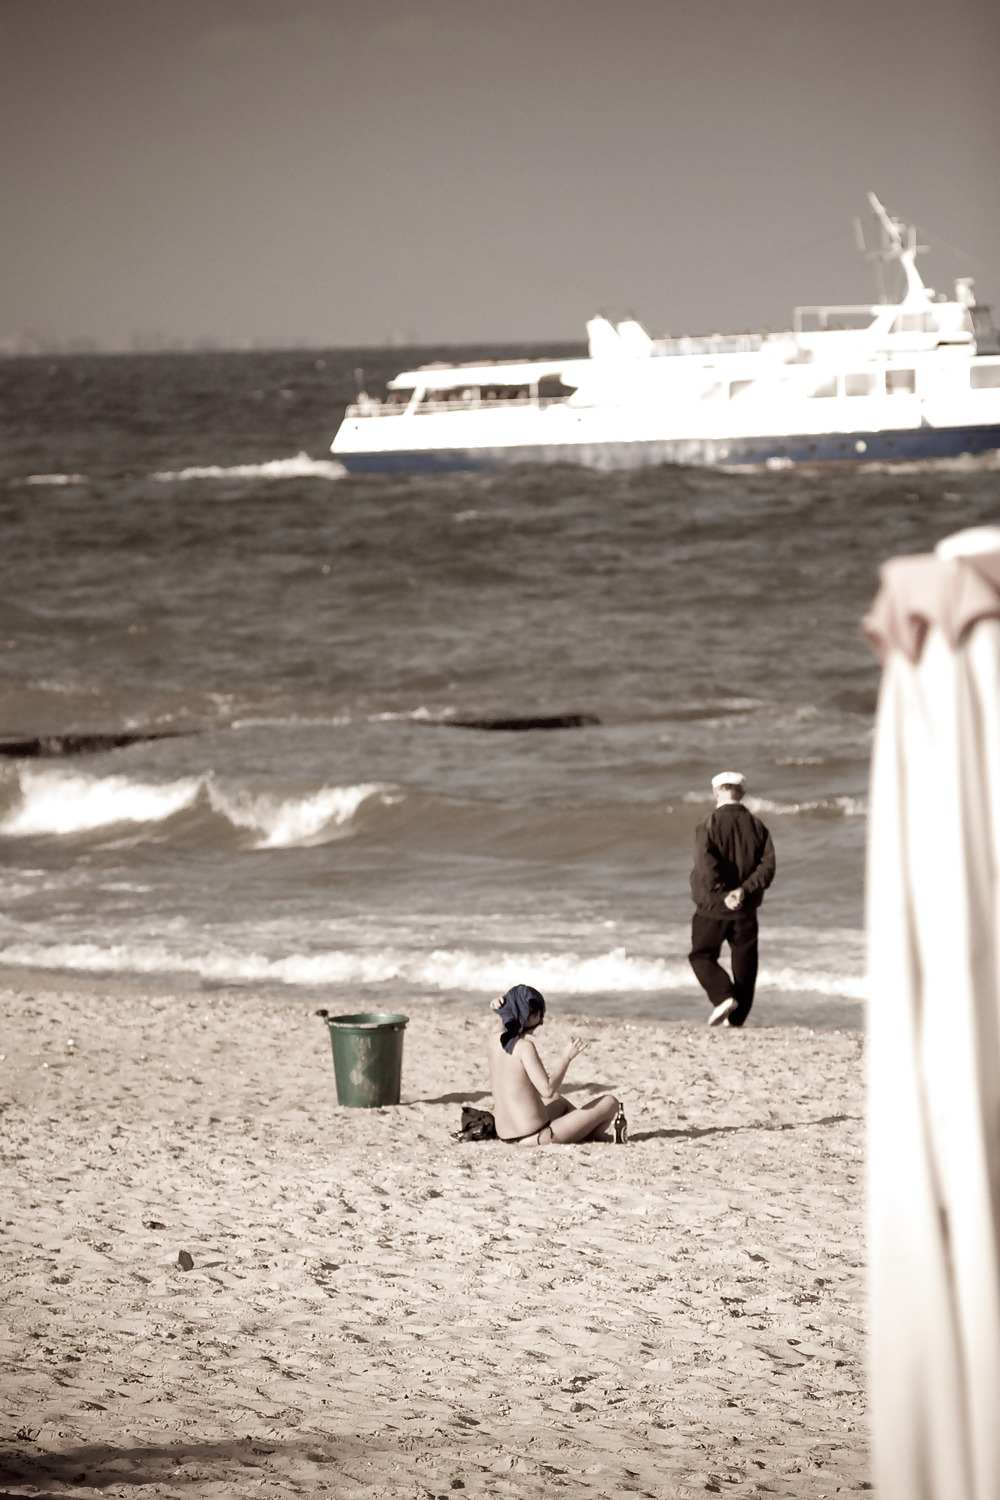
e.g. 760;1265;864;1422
453;1106;497;1142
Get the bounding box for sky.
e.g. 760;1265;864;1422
2;0;998;349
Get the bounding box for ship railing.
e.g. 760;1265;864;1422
793;305;878;333
650;333;764;357
345;395;568;418
345;401;409;418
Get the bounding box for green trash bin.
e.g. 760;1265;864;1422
323;1012;409;1107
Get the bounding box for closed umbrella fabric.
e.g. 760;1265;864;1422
864;533;1000;1500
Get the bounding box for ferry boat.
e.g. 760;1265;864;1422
331;196;1000;474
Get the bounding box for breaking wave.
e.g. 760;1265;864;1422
684;791;867;818
0;769;202;836
0;767;391;848
0;937;867;1001
213;781;390;848
152;452;345;482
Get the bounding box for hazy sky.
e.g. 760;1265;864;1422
2;0;998;348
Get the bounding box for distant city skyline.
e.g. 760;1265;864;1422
2;0;998;352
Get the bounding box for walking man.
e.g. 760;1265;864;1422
689;772;776;1027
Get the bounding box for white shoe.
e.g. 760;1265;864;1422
708;996;737;1027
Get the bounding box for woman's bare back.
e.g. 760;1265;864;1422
487;1022;620;1146
487;1030;551;1140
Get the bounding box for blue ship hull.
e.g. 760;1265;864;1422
337;423;1000;475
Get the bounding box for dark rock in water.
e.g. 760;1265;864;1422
177;1250;194;1272
444;713;600;732
0;730;191;758
828;688;879;716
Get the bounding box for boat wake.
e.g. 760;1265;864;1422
153;452;346;482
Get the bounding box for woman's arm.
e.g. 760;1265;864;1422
546;1036;589;1093
519;1036;590;1101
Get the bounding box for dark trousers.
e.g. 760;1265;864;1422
689;911;759;1027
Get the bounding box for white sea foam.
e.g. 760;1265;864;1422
229;715;353;730
0;937;867;1001
0;767;390;847
858;451;1000;475
0;769;203;836
746;794;867;818
720;451;1000;477
370;706;454;723
683;790;866;817
757;966;867;1000
0;882;50;900
153;452;345;482
22;473;86;486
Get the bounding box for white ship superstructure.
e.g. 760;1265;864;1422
331;196;1000;474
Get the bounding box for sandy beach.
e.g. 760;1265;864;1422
0;973;868;1498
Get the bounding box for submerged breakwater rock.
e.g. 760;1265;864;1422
0;730;191;758
444;712;601;732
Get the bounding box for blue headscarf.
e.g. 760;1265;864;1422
493;983;546;1053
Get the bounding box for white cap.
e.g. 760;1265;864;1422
935;526;1000;561
712;771;745;790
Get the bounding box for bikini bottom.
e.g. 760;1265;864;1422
499;1123;552;1144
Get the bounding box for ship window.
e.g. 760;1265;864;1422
845;372;876;397
810;376;838;398
480;384;530;402
417;388;452;411
892;313;935;334
886;369;916;396
418;386;483;409
729;380;753;399
971;365;1000;389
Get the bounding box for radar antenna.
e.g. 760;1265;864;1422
855;193;929;304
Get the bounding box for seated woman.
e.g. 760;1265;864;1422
487;984;621;1146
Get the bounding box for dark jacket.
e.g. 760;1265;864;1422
690;801;776;918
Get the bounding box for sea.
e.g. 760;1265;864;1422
1;346;997;1028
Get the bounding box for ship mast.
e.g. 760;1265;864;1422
855;193;931;305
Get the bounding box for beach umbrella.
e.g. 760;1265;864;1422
863;526;1000;1500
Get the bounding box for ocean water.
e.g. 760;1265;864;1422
1;347;998;1027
